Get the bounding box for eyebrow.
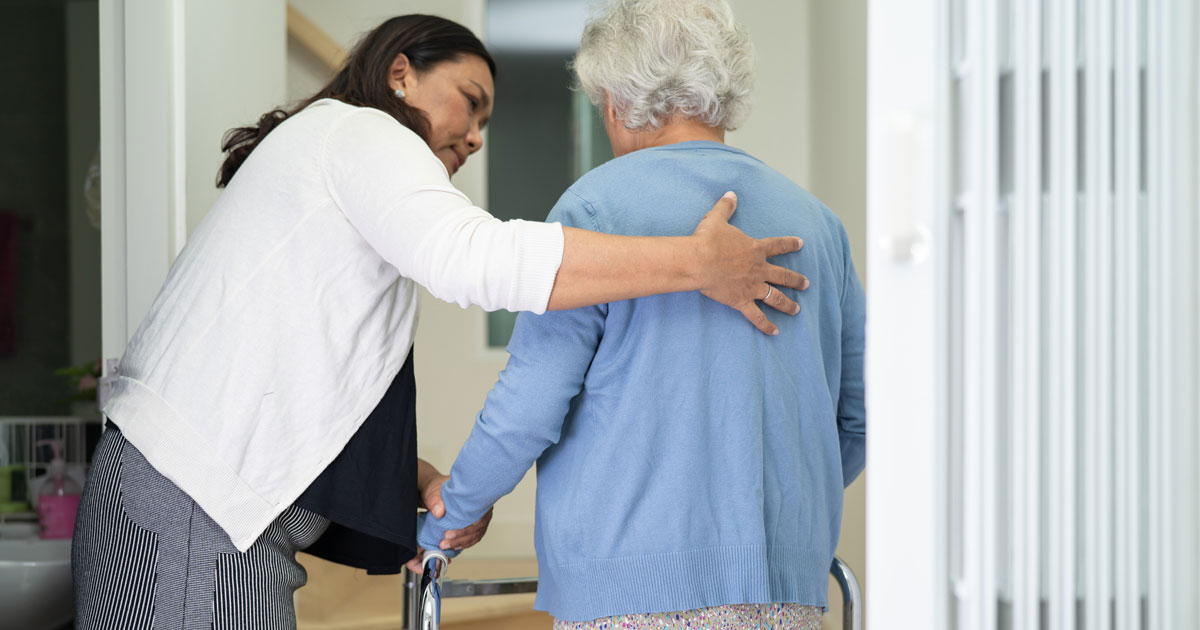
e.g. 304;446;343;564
469;80;492;109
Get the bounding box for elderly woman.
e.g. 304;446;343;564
416;1;866;628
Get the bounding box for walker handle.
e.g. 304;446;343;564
417;551;450;630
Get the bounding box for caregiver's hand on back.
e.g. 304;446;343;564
691;192;809;335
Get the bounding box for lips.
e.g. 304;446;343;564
451;148;466;171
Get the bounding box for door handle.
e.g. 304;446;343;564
889;111;931;264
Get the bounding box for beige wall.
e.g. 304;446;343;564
285;1;870;614
726;0;814;187
807;1;868;627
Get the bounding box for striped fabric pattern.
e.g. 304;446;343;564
73;427;329;629
212;508;328;629
73;428;159;627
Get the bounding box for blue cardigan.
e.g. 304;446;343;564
417;141;867;622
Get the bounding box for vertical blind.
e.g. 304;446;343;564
944;0;1197;629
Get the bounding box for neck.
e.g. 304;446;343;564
620;119;726;155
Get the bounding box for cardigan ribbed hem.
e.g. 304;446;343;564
534;545;831;622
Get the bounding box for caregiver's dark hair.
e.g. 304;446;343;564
217;14;497;188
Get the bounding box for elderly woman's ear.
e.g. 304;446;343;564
600;95;632;156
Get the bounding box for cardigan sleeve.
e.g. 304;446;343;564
835;224;867;487
416;192;606;554
321;108;564;313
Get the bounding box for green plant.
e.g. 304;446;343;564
54;359;102;403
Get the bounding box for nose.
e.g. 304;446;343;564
466;122;483;154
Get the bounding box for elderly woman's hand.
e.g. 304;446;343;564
407;474;495;572
693;192;810;335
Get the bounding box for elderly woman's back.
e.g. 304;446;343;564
417;1;865;628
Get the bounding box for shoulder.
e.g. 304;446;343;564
738;156;846;243
308;100;447;181
565;149;665;200
545;150;671;228
318;101;427;153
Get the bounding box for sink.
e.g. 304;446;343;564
0;537;73;630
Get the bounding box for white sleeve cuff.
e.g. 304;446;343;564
508;220;565;314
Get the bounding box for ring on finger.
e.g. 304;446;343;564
762;286;774;302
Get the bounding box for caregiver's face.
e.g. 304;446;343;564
390;53;494;177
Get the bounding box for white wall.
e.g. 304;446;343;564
184;0;287;235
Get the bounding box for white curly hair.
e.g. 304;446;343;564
571;0;755;131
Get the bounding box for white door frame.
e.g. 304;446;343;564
98;0;187;362
865;0;948;625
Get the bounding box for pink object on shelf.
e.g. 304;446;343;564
34;440;82;539
37;494;81;539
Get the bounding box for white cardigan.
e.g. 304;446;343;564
104;99;564;551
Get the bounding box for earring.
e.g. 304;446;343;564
394;88;406;99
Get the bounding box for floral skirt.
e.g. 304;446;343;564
553;603;822;630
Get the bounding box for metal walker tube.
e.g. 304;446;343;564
406;555;863;630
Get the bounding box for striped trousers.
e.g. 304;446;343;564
72;426;330;629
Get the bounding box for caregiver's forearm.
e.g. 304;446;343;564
546;193;809;335
547;228;698;311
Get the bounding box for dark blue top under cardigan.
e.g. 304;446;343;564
296;349;419;574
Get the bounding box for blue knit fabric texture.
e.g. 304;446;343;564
418;141;867;622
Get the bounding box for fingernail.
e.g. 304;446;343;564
771;328;780;336
793;304;800;315
796;238;804;249
445;532;456;539
722;191;736;200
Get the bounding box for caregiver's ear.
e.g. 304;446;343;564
389;52;415;93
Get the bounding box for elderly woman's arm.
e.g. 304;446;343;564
414;195;609;557
415;301;603;555
835;228;867;486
